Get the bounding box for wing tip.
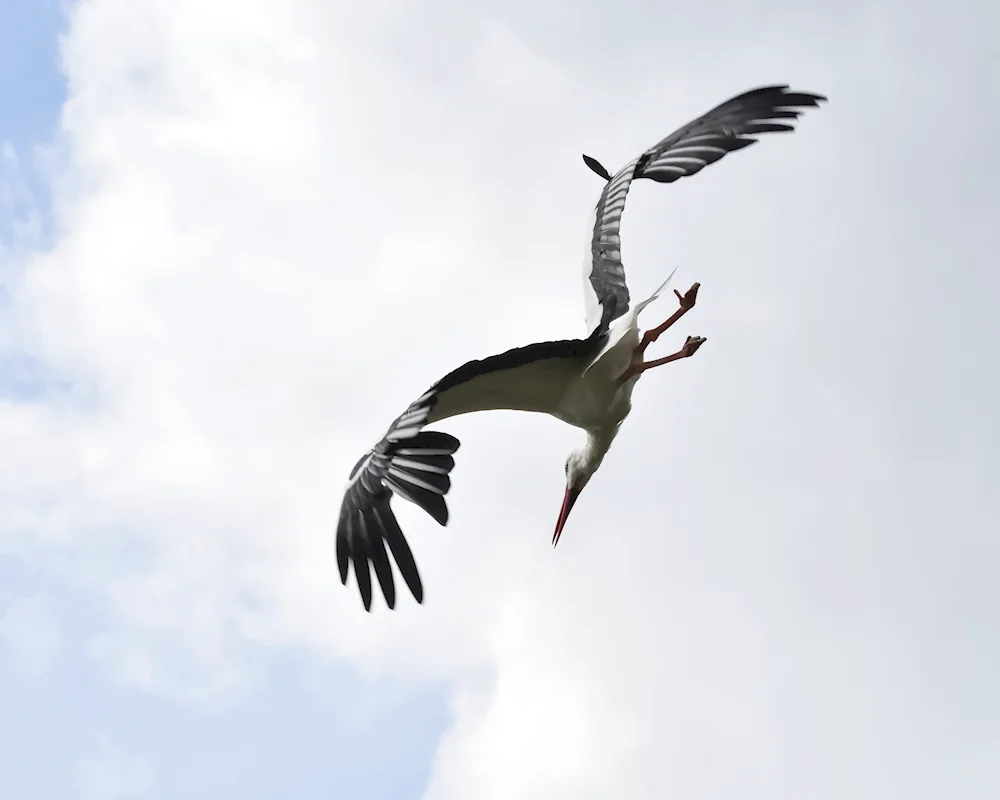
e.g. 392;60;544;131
775;85;828;108
338;389;465;611
336;485;434;612
753;84;827;101
582;153;613;181
432;500;449;527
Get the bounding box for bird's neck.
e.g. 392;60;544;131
579;425;619;474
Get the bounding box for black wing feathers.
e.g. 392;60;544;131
632;85;825;185
585;85;825;332
336;391;461;611
335;336;600;611
372;501;423;604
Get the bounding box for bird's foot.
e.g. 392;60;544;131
678;335;707;358
673;282;700;312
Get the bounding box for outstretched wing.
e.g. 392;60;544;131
336;334;600;611
582;84;826;334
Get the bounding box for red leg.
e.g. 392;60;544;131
620;336;706;381
635;283;700;359
619;282;704;382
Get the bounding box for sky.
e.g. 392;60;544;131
1;0;998;798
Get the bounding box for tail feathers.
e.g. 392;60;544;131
634;265;679;316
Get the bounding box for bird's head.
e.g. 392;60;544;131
552;449;599;547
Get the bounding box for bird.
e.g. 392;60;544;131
336;84;826;611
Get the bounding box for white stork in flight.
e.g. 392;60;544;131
337;85;826;610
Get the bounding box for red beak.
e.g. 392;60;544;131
552;484;581;547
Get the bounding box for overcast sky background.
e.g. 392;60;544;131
1;0;997;798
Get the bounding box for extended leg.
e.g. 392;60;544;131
620;336;706;381
634;282;700;360
618;282;704;382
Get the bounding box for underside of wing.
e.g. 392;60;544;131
582;84;826;334
630;85;826;184
583;162;640;334
336;333;601;611
426;334;600;423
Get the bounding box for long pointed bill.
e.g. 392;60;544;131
552;485;581;547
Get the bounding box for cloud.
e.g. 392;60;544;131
0;140;43;270
2;0;998;798
0;595;60;674
75;735;151;800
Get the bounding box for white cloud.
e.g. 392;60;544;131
0;595;60;674
0;141;43;265
75;735;151;800
2;0;999;798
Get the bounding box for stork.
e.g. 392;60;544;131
336;85;826;610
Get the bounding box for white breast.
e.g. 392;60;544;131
557;313;641;430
